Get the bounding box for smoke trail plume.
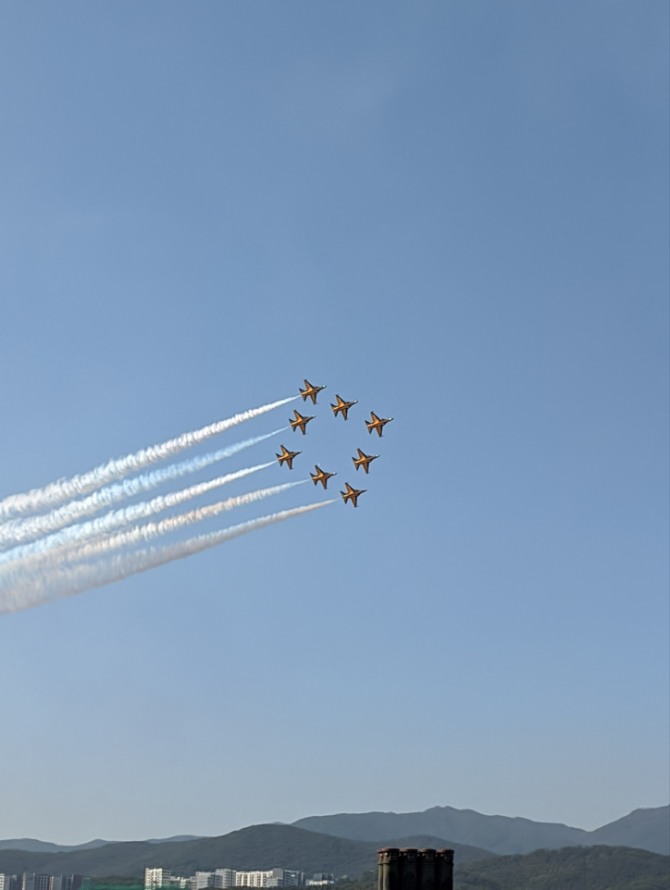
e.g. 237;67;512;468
0;397;297;520
0;430;283;549
0;501;334;614
0;462;275;567
13;481;304;573
62;481;305;564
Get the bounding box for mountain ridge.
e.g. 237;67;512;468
0;824;489;878
0;804;666;865
291;804;669;856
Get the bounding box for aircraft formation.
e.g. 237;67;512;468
276;379;393;507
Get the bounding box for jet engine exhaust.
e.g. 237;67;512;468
0;432;284;550
0;462;276;567
0;499;334;614
0;397;297;520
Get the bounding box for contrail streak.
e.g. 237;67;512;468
0;462;275;567
0;430;284;548
0;500;335;614
24;481;305;570
0;397;297;520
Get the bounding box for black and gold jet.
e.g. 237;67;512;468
352;448;379;474
299;379;326;404
366;410;393;437
310;465;337;489
340;482;366;507
289;409;314;434
276;444;301;469
331;394;358;420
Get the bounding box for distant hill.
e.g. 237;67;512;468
0;824;490;879
0;805;666;879
145;838;201;846
0;838;199;854
292;804;670;856
589;807;670;854
0;840;110;854
456;845;670;890
339;846;670;890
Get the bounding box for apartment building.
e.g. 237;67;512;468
1;875;87;890
148;868;319;890
145;870;188;890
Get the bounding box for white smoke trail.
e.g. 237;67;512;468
0;500;335;614
0;430;284;549
0;462;275;567
0;396;297;520
10;481;304;573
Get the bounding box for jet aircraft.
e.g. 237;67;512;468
310;465;337;489
331;394;358;420
276;444;301;469
352;448;379;474
299;379;326;404
366;411;393;437
340;482;366;508
289;409;314;434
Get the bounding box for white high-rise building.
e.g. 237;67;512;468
235;872;270;888
190;873;214;890
145;870;187;890
146;869;170;890
234;871;303;889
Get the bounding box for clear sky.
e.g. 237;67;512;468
0;1;667;844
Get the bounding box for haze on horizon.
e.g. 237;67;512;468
0;0;667;845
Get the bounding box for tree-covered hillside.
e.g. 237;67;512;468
0;826;487;880
452;845;667;890
335;846;669;890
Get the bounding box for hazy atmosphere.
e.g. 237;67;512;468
0;1;667;843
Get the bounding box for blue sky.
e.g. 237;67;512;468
0;1;667;844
